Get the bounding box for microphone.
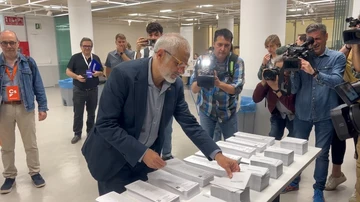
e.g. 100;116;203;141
275;46;288;55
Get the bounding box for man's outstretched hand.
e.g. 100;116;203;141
215;152;240;178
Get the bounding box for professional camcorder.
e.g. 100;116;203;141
282;37;315;71
343;17;360;44
331;81;360;140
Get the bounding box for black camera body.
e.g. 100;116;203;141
343;17;360;44
331;81;360;140
282;37;315;71
263;68;280;81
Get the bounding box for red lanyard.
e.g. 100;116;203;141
5;64;18;81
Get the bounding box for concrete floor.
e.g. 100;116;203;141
0;87;357;202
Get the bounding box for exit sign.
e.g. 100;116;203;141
35;23;41;29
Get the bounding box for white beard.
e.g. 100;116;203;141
159;64;177;83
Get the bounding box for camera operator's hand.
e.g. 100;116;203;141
300;58;315;75
136;37;148;52
262;54;271;66
214;70;221;87
266;76;279;90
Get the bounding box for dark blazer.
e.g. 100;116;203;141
82;58;220;181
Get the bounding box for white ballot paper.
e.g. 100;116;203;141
188;192;226;202
226;136;268;153
264;146;295;166
147;169;200;200
240;164;270;192
195;151;242;164
250;155;283;179
216;141;256;159
125;180;180;202
96;191;142;202
234;131;275;146
163;158;214;187
183;155;227;177
280;137;308;155
210;172;251;202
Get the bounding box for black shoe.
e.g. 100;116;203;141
71;136;81;144
162;155;174;161
31;174;46;188
0;178;15;194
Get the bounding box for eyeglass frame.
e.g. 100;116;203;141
0;41;18;47
163;49;189;69
82;45;93;49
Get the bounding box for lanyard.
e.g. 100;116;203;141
5;64;18;82
82;53;92;69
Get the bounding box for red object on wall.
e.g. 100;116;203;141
18;41;30;57
4;16;24;26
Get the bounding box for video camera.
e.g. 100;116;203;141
282;37;315;71
331;81;360;140
263;68;280;81
343;17;360;44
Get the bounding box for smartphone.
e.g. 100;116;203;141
147;39;156;46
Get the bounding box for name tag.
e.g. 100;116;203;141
6;86;20;101
86;69;93;78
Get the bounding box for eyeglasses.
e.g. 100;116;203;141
0;41;17;47
164;50;189;68
82;45;93;49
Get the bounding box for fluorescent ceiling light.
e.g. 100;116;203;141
185;18;194;21
187;11;211;15
196;4;213;8
160;9;172;13
128;13;139;16
306;0;332;4
157;15;176;19
43;5;63;10
288;8;303;11
181;23;193;26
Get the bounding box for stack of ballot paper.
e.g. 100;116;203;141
195;151;242;164
147;169;200;200
183;155;227;177
250;155;283;179
280;137;308;155
188;192;226;202
264;146;294;166
226;136;268;153
240;164;270;192
163;158;214;187
210;172;251;202
234;132;275;146
216;141;256;159
125;180;180;202
96;191;142;202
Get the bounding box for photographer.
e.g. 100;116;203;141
191;28;245;141
257;35;281;80
252;53;295;141
324;18;360;199
284;23;346;202
134;22;163;59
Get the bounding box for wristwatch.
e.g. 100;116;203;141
312;69;319;77
119;52;124;55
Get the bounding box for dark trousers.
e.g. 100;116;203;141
97;163;154;196
73;86;98;137
331;132;358;165
269;114;294;140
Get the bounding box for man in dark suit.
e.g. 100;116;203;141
82;33;240;195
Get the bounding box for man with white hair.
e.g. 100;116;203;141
82;33;240;195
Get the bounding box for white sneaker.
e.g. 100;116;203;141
349;189;356;202
324;172;347;191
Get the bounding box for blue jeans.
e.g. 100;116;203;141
199;111;237;142
213;123;222;141
269;114;294;140
291;117;334;191
161;117;173;157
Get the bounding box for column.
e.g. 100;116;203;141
217;16;234;34
350;0;360;17
180;26;194;63
67;0;94;54
240;0;287;89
